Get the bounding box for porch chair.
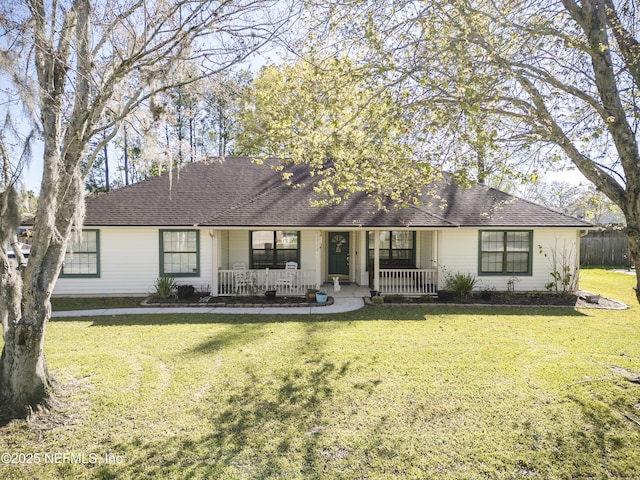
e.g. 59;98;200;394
275;261;298;291
233;263;248;292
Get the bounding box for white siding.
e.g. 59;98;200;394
54;227;213;296
54;226;582;296
439;227;580;292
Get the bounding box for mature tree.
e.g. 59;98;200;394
500;179;624;224
203;70;252;156
236;58;437;206
106;68;251;184
0;0;291;418
116;123;143;186
288;0;640;301
155;62;203;165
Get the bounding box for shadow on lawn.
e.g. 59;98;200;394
560;386;640;476
93;322;363;479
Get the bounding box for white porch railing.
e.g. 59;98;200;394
218;269;317;296
378;269;438;295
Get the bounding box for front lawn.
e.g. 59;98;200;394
1;269;639;479
51;296;143;311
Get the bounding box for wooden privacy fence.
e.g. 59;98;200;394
580;230;630;266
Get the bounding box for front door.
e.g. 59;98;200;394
328;232;350;278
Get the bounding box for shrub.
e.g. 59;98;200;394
538;242;579;296
445;272;477;298
177;284;195;300
154;275;177;299
371;295;385;305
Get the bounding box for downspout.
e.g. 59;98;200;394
432;230;439;287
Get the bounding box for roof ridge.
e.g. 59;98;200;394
479;184;591;226
82;158;593;228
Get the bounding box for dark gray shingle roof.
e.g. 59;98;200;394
84;157;591;228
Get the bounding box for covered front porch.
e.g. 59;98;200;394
209;229;440;297
217;267;317;296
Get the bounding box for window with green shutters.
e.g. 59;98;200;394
479;230;532;275
61;230;100;277
160;230;200;276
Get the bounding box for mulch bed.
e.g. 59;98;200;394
144;291;626;310
143;294;334;308
375;291;627;310
382;293;577;306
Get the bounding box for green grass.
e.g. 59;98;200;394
1;269;639;479
51;296;144;311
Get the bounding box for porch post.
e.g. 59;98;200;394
315;233;323;289
432;230;439;290
434;231;441;289
432;230;438;269
374;230;380;292
210;229;219;297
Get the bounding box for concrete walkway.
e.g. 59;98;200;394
52;283;370;318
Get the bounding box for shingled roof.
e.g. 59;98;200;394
84;157;591;229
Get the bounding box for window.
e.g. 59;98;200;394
479;230;532;275
160;230;200;276
250;231;299;268
367;231;416;268
61;230;100;277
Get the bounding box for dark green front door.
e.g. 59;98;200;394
328;232;350;277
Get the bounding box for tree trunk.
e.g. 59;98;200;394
626;222;640;304
103;139;110;192
0;289;53;417
124;126;130;186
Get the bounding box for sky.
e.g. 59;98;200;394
3;49;590;197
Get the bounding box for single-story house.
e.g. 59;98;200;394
53;157;591;297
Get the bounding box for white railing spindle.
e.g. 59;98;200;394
378;269;438;295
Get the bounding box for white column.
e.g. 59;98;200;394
434;231;440;289
315;233;323;289
210;230;219;297
374;230;380;292
432;230;438;269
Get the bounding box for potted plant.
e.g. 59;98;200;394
315;290;328;304
306;288;319;301
265;290;277;300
